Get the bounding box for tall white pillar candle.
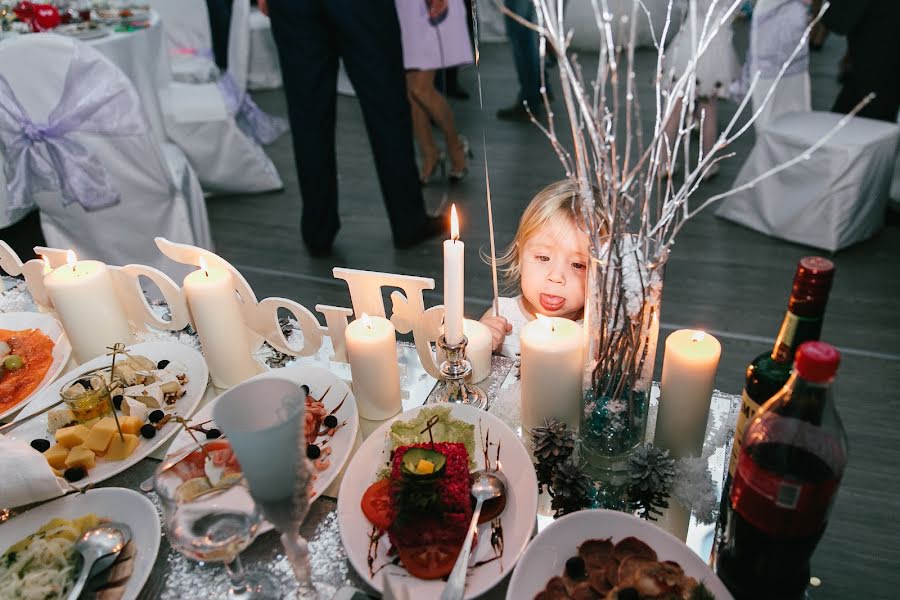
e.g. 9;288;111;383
43;251;134;363
437;319;492;383
655;329;722;459
345;314;402;420
183;258;259;389
520;316;583;432
443;205;464;345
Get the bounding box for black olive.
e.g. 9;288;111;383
157;359;170;369
299;384;310;397
77;378;92;390
112;394;124;410
306;444;321;459
617;588;640;600
205;428;222;439
64;466;87;482
140;424;157;439
565;556;586;579
30;439;51;453
148;410;164;423
323;415;338;429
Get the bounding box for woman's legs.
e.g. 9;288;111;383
406;71;440;181
407;69;467;173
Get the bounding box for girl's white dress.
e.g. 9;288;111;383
665;0;740;98
395;0;474;71
495;296;533;359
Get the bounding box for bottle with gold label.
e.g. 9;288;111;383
712;257;834;560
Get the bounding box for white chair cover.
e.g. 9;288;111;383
148;0;219;84
567;0;686;50
160;0;285;194
248;8;282;90
0;35;212;273
716;111;900;251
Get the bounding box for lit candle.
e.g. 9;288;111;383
437;319;492;383
655;329;722;459
443;205;464;345
345;313;402;420
520;316;583;432
43;250;134;363
183;257;259;388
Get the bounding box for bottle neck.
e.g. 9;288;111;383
770;374;832;426
770;309;825;364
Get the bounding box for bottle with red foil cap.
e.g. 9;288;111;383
715;341;848;600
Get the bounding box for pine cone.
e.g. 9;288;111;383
627;444;675;520
531;419;576;463
550;456;594;517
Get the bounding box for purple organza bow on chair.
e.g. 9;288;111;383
0;45;146;217
217;72;288;146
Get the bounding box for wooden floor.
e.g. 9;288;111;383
226;26;899;597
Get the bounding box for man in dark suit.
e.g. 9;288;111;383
825;0;900;122
259;0;444;255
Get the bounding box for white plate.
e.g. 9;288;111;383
9;341;208;491
506;509;733;599
0;487;160;600
338;403;538;599
167;364;359;505
55;24;110;40
0;312;72;421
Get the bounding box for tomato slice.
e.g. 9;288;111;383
397;542;460;580
361;479;393;530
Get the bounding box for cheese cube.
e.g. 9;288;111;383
65;445;96;469
152;371;181;395
121;397;148;421
45;443;69;469
47;408;77;434
55;424;90;449
91;417;119;435
121;416;144;435
83;426;116;453
129;355;157;371
115;364;138;385
105;434;140;461
133;383;163;408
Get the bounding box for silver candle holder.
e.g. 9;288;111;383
434;335;487;409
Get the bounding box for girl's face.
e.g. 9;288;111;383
519;217;590;321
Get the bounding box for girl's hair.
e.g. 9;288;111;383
495;179;594;290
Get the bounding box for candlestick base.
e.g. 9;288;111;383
434;335;487;409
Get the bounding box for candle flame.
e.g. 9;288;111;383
198;256;209;276
450;204;459;241
65;249;76;269
360;313;372;331
40;255;51;274
691;331;706;343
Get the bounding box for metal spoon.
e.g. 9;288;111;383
65;522;133;600
440;471;507;600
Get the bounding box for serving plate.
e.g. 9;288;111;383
9;341;208;492
506;509;733;599
168;364;359;506
0;312;72;421
338;403;538;599
0;487;160;600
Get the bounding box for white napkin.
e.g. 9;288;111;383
0;434;68;508
381;574;410;600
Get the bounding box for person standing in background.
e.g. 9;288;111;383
824;0;900;122
496;0;546;122
258;0;444;255
205;0;231;70
396;0;474;184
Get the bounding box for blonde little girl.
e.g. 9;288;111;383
480;180;593;357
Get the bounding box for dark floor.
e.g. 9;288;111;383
7;19;896;599
224;29;897;598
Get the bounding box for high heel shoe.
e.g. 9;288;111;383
448;135;473;184
420;152;447;186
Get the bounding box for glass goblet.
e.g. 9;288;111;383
154;439;280;600
212;377;314;586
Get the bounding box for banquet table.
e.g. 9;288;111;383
0;277;739;599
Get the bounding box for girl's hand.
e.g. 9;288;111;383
480;316;512;352
427;0;448;19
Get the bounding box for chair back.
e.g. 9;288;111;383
148;0;214;57
0;35;197;270
227;0;251;94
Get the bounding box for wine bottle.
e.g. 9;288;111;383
715;341;848;599
712;257;835;560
